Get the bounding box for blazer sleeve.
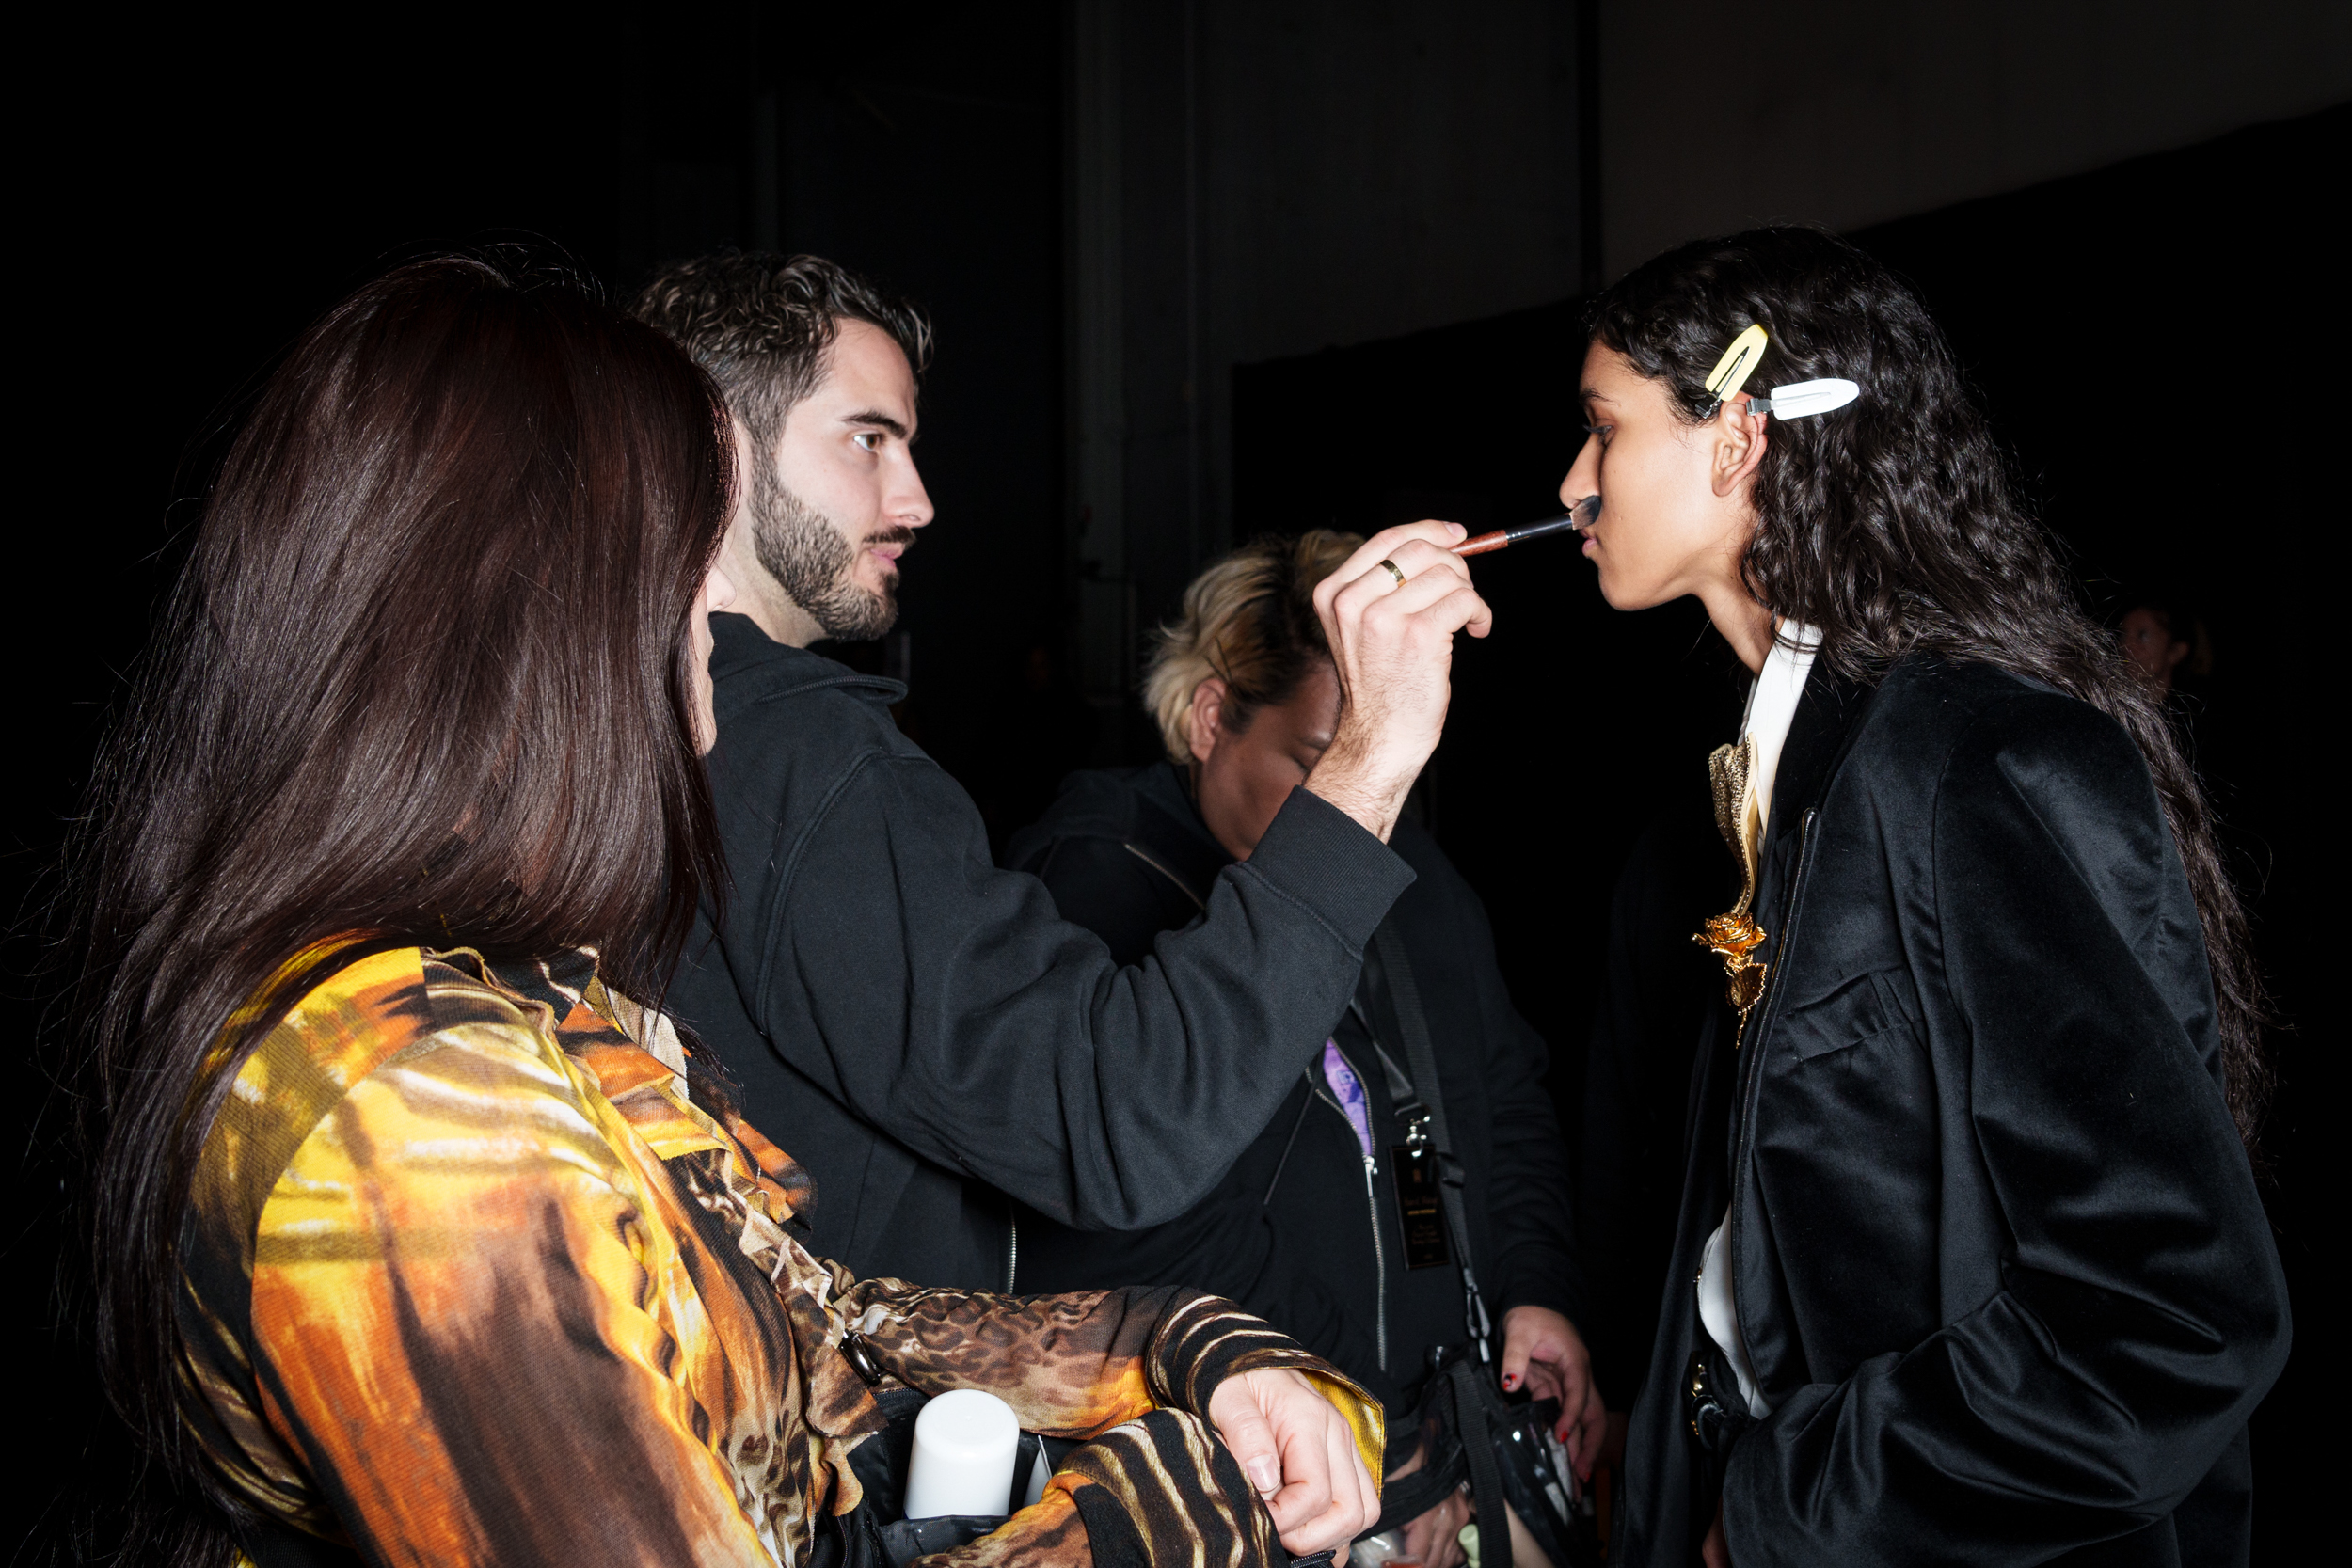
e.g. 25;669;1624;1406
1724;696;2290;1563
747;752;1413;1233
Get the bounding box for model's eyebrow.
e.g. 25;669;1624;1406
1581;387;1613;405
841;409;911;440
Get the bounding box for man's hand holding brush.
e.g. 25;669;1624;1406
1306;521;1493;844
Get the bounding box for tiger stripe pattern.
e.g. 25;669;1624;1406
178;945;1379;1568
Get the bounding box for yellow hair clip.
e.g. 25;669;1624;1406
1705;324;1771;402
1700;324;1860;421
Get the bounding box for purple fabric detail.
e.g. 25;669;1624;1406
1321;1039;1375;1160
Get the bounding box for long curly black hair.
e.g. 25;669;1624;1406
1590;226;2271;1147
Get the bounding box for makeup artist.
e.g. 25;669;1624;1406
1004;532;1601;1568
634;254;1493;1294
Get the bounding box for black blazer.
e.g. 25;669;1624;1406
1621;657;2289;1567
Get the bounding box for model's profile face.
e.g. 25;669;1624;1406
1188;660;1341;862
1560;343;1759;614
748;319;934;639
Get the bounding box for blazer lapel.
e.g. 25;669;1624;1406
1753;661;1872;941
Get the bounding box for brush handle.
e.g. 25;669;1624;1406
1451;513;1581;557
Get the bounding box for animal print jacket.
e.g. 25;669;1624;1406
178;944;1383;1568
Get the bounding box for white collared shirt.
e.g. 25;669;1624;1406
1696;622;1821;1418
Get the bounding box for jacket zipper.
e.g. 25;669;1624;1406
1360;1153;1389;1373
1305;1073;1390;1374
1005;1210;1019;1295
1726;806;1818;1391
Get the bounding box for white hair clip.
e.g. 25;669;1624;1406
1743;378;1860;420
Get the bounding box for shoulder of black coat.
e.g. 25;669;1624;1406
1864;657;2145;804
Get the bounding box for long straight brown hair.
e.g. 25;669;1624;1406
59;254;734;1554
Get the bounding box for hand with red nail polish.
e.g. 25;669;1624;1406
1498;1305;1607;1480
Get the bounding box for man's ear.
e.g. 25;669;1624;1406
1186;677;1228;765
1710;393;1770;499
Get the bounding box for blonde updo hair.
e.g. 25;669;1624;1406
1145;530;1363;764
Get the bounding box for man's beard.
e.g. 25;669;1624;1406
750;463;914;641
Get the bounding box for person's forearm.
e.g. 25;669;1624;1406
834;1275;1179;1434
1302;727;1415;844
831;1276;1353;1429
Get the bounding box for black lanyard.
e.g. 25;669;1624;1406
1365;918;1494;1363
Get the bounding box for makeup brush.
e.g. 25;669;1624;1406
1451;494;1598;557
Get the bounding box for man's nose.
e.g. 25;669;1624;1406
892;454;936;530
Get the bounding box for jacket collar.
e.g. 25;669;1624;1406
709;611;906;708
1762;655;1872;860
1128;762;1234;906
1748;657;1877;968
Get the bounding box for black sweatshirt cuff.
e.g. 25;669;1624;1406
1493;1245;1590;1331
1238;788;1417;954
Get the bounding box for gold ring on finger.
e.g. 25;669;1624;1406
1376;558;1406;589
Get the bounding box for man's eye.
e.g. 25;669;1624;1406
853;432;882;452
1583;422;1611;446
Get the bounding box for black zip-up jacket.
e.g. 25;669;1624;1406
1621;657;2289;1567
1001;761;1582;1416
668;615;1417;1289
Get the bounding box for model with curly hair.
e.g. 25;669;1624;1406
1565;228;2287;1567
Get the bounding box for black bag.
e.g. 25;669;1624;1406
1361;924;1601;1568
815;1384;1068;1568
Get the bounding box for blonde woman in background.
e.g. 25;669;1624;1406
1005;532;1603;1568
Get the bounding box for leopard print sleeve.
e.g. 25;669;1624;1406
822;1278;1383;1568
826;1276;1383;1480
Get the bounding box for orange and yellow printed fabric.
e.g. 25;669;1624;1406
177;945;1380;1568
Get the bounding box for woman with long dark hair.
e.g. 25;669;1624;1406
62;257;1379;1567
1561;229;2287;1565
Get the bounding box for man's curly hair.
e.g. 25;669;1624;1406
633;252;933;446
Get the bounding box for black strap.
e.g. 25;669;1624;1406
1448;1357;1514;1568
1371;920;1492;1361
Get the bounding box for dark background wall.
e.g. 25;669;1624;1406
1597;0;2351;278
10;2;2345;1557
